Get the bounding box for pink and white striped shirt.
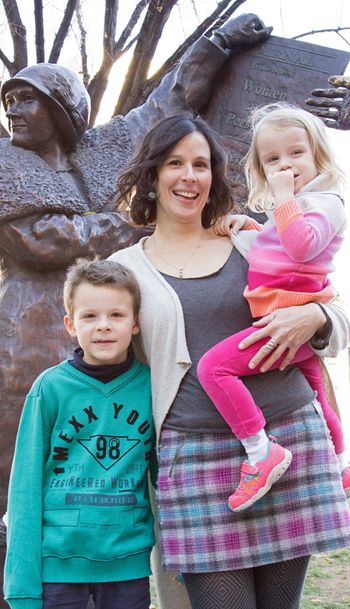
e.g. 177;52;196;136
233;174;347;317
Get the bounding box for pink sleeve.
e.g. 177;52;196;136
274;199;342;262
243;218;263;232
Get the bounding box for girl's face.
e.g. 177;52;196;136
256;124;318;193
155;131;212;226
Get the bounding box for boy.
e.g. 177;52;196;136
4;258;155;609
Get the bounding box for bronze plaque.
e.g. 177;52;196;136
204;35;350;208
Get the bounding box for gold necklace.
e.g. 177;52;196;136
152;234;203;278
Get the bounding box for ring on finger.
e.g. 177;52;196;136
265;338;278;351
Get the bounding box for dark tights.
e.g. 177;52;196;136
183;555;310;609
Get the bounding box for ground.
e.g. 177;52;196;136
301;548;350;609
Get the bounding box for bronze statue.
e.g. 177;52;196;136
0;13;271;604
306;74;350;130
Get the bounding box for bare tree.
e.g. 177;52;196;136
0;0;349;129
0;0;239;127
1;0;27;73
113;0;179;117
126;0;250;116
0;0;79;74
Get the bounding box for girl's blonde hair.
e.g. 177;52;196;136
244;102;345;212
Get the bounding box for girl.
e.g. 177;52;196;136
197;102;350;512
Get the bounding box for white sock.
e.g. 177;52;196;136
337;451;348;472
241;429;270;465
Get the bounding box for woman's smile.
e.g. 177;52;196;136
156;131;212;223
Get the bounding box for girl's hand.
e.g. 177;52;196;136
214;214;251;236
267;169;294;205
238;303;326;372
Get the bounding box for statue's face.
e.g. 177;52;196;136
4;84;60;153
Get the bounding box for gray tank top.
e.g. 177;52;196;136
163;247;314;432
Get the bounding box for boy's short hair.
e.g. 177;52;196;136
63;258;141;318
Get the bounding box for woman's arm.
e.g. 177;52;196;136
238;300;349;372
312;300;350;357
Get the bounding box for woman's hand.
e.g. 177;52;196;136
238;303;327;372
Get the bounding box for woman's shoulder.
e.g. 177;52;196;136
108;239;145;263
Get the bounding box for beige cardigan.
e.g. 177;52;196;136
109;238;350;442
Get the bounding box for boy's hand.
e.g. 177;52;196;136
214;214;251;236
267;169;294;206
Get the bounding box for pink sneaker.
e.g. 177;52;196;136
342;465;350;498
228;439;293;512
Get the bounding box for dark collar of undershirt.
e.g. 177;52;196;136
68;347;134;383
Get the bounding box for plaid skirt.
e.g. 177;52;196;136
156;400;350;572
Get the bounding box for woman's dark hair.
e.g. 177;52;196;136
116;114;235;228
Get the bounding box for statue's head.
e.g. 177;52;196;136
1;63;91;151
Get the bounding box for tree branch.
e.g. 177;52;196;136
87;0;150;125
87;0;120;126
0;47;13;73
34;0;45;62
337;31;350;47
103;0;118;58
134;0;247;109
113;0;178;116
75;0;89;86
0;120;9;137
205;0;251;37
112;0;149;58
48;0;78;63
2;0;27;73
292;26;350;44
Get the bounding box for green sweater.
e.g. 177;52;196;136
4;359;155;609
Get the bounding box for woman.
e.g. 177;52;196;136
109;114;350;609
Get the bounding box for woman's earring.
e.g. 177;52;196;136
206;197;211;205
147;191;156;201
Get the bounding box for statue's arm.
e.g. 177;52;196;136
306;75;350;130
125;14;272;146
0;212;147;271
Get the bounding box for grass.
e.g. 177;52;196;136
301;548;350;609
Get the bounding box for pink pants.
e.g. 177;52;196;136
197;325;344;453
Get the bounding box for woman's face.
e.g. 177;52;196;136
156;131;212;226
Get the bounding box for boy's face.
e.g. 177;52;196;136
64;282;139;366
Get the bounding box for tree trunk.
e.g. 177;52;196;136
88;0;148;126
48;0;78;63
34;0;45;63
113;0;177;116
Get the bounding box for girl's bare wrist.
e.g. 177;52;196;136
274;193;294;206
